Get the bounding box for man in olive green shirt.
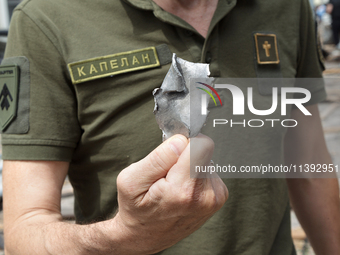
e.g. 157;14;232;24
1;0;340;254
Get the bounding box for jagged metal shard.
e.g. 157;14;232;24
153;53;210;140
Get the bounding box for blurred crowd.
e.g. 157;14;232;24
315;0;340;60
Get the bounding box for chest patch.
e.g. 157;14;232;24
68;47;161;84
254;33;280;65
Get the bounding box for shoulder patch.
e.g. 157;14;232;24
0;65;19;130
68;46;163;84
0;56;30;134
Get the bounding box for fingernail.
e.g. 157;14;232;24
168;135;188;156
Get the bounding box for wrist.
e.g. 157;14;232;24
44;218;134;255
106;213;144;255
108;212;161;255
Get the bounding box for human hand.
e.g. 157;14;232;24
114;134;228;254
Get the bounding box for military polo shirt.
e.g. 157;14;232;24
1;0;325;254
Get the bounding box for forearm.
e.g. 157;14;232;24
4;160;135;255
4;136;225;255
6;211;135;255
287;178;340;255
284;105;340;254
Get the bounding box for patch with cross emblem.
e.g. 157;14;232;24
0;65;19;130
254;33;280;65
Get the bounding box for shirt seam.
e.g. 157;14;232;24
13;5;65;61
2;138;77;148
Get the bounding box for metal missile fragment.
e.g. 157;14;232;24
153;53;211;140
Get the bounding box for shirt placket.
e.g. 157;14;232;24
201;0;238;76
127;0;238;76
165;0;238;76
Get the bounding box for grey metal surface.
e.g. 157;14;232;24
153;54;210;140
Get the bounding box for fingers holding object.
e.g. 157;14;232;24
166;134;215;185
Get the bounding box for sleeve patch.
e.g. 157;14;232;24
0;65;19;130
0;56;30;134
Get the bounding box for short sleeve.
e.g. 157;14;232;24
295;0;327;105
1;8;81;161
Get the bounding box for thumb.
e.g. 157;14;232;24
117;134;188;196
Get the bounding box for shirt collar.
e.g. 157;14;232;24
122;0;238;37
121;0;154;10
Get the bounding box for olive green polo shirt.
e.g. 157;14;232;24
1;0;325;254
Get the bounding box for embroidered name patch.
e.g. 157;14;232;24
68;47;161;84
0;65;19;130
254;33;280;65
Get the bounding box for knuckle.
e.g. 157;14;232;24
116;170;133;194
175;181;216;209
203;192;219;212
116;172;126;190
116;162;141;193
173;186;199;208
149;148;169;172
217;181;229;204
214;189;228;211
173;192;192;207
223;185;229;202
200;184;226;213
214;195;225;211
205;136;215;153
211;183;228;211
179;192;196;205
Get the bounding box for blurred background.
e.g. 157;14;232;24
0;0;339;254
0;0;20;61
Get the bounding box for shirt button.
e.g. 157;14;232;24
205;52;212;63
184;30;193;37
